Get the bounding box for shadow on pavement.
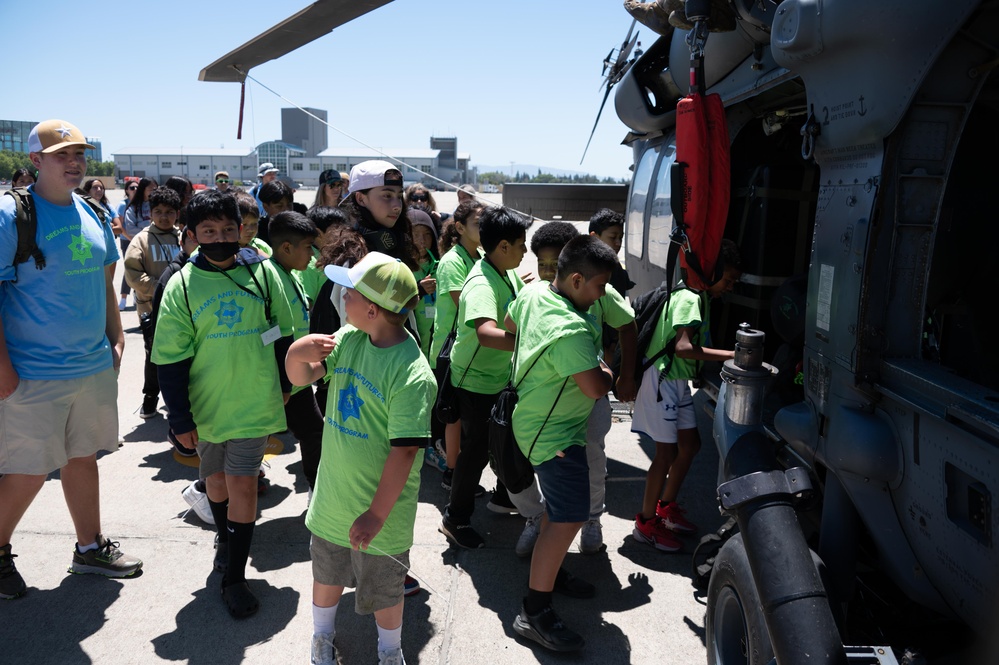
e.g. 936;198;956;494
4;574;125;664
151;573;300;665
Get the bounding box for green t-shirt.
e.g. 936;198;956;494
413;256;436;360
429;244;478;369
508;282;600;465
450;258;523;395
300;248;327;305
583;283;635;355
272;260;312;394
249;237;272;256
305;326;436;555
648;287;707;380
151;259;295;442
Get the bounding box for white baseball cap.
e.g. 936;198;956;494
347;160;403;195
258;162;279;177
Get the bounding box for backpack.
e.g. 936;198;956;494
3;187;110;278
611;281;693;399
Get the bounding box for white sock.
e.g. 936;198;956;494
77;541;98;553
312;602;337;636
376;624;402;652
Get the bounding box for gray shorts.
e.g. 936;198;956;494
310;535;408;615
196;436;268;479
0;368;118;475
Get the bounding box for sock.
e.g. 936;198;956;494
209;499;229;542
312;602;337;636
77;540;99;553
376;624;402;653
195;479;207;493
524;588;552;615
225;519;255;585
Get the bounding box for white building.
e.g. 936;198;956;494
114;148;258;186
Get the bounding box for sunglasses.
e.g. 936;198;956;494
409;194;429;202
216;179;230;184
127;185;138;191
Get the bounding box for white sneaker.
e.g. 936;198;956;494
515;515;541;557
118;296;127;311
311;631;336;664
181;480;214;525
579;519;604;555
378;647;406;665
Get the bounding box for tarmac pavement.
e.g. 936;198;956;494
0;188;721;664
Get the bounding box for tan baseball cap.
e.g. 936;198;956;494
27;120;95;154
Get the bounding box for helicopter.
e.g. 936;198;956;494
200;0;999;662
613;0;999;662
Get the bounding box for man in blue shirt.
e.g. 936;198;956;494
0;119;142;600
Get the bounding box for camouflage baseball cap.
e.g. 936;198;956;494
324;252;417;314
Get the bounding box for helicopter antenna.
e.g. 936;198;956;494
581;19;640;164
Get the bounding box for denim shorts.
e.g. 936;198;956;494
534;443;590;523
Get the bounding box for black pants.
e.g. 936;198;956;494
141;316;159;399
445;387;499;525
284;386;325;490
119;238;131;296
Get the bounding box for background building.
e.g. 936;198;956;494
0;119;36;154
282;107;328;156
113;148;257;185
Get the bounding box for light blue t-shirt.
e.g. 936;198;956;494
0;187;120;379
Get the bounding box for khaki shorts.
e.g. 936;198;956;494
0;368;119;475
196;436;268;479
310;535;408;615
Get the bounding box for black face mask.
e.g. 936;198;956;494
199;241;240;263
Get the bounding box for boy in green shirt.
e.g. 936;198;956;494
285;252;435;665
505;235;619;652
631;239;742;552
439;206;533;550
522;221;638;556
153;189;296;619
268;211;325;494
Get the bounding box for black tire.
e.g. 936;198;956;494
705;533;775;665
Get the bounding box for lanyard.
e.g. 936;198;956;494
484;257;516;299
207;260;272;323
274;260;309;318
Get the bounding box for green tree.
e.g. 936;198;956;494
86;160;115;177
0;151;33;181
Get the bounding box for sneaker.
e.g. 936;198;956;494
439;516;485;549
486;486;519;515
139;395;158;419
213;534;228;573
377;646;406;665
441;468;453;492
632;514;682;552
424;442;447;472
0;543;26;599
118;296;127;311
311;631;336;665
69;535;143;577
404;574;421;597
512;603;585;652
656;500;697;534
515;515;541;557
579;519;604;555
182;480;215;525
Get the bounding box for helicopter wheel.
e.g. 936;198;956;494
706;533;775;665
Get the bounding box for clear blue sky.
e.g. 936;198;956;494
4;0;642;180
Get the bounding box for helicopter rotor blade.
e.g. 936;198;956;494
580;84;614;165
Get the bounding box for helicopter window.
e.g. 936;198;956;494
626;145;660;259
648;143;677;268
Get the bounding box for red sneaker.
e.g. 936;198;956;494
632;514;682;552
656;501;697;534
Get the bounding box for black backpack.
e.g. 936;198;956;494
3;187;109;279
